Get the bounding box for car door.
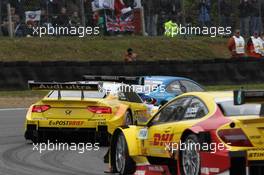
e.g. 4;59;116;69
143;97;192;158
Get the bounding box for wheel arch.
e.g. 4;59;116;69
110;127;137;174
180;125;205;141
110;127;140;172
110;127;141;156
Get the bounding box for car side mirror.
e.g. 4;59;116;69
145;97;156;105
146;98;153;103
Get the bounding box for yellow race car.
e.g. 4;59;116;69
109;90;264;175
24;80;151;144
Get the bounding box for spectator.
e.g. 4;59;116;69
83;0;94;27
228;29;246;58
93;11;105;35
1;7;19;36
219;0;232;29
250;0;261;35
13;14;26;37
198;0;211;27
40;9;49;26
238;0;252;37
259;33;264;56
25;21;35;37
124;48;137;62
247;31;262;58
55;7;69;26
70;11;81;27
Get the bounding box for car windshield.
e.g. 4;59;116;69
218;100;262;116
48;90;106;98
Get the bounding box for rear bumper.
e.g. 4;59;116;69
25;123;108;140
25;112;125;135
229;151;264;175
25;118;108;130
200;150;264;175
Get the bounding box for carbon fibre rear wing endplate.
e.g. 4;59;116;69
28;80;99;100
234;90;264;105
82;75;144;85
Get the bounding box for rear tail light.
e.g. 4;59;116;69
218;128;253;147
32;105;51;113
87;106;112;114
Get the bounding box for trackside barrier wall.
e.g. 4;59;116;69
0;58;264;89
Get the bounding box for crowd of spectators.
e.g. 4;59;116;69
0;0;93;37
197;0;263;35
238;0;262;37
228;29;264;59
1;0;264;38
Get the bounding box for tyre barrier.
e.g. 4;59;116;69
0;58;264;90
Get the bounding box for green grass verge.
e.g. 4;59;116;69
0;84;264;97
206;84;264;91
0;36;229;61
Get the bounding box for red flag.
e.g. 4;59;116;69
114;0;126;17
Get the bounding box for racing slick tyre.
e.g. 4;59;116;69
180;134;201;175
124;111;133;125
114;132;135;175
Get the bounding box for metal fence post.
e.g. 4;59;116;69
180;0;186;26
0;0;2;36
141;6;146;36
7;3;14;38
260;0;263;33
80;0;86;26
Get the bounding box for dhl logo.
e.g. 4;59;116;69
153;133;174;146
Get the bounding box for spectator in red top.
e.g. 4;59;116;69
227;29;246;58
124;48;137;62
247;31;262;58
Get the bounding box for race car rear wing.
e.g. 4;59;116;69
82;75;145;85
234;90;264;105
28;80;99;99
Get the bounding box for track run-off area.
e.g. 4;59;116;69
0;109;111;175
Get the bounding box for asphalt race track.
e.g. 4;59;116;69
0;109;110;175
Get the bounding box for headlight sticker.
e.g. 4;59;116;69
138;128;148;140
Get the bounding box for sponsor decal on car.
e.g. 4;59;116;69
49;120;84;126
87;118;106;125
201;167;220;175
153;133;174;146
248;149;264;160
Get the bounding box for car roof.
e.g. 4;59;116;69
143;76;196;84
